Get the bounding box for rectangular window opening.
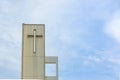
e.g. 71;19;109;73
45;64;56;76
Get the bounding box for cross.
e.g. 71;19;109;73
27;29;43;54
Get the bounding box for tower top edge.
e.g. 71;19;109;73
22;23;45;26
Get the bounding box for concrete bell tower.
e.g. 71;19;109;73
22;24;58;80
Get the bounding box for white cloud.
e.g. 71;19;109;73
104;11;120;42
22;0;71;23
103;10;120;80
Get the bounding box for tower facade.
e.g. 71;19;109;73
22;24;58;80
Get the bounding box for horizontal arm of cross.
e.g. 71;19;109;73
27;35;43;37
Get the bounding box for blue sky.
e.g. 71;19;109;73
0;0;120;80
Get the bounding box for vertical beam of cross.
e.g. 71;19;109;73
33;29;36;53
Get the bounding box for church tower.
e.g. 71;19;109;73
22;24;58;80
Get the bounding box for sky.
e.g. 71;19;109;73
0;0;120;80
